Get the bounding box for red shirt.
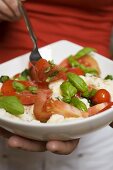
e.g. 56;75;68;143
0;0;113;63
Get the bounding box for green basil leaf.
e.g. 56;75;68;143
0;76;10;83
75;47;96;59
104;75;113;80
60;81;77;103
71;97;88;112
13;81;26;92
0;96;24;115
67;73;88;92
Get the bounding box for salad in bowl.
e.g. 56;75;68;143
0;40;113;140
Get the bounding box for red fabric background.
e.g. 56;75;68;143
0;0;113;63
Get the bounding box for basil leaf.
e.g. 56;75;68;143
0;76;10;83
68;56;97;75
82;89;97;98
13;81;26;92
104;75;113;80
79;64;98;75
68;56;79;67
67;73;88;92
71;97;88;112
60;81;77;103
21;69;29;77
0;96;24;115
75;47;96;59
28;86;38;94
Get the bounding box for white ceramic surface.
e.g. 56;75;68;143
0;40;113;141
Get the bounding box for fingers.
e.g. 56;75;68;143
46;139;79;155
0;128;47;152
0;0;26;21
7;135;79;154
0;0;19;21
1;126;79;154
8;136;47;152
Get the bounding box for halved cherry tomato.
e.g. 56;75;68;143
91;89;111;104
67;68;84;75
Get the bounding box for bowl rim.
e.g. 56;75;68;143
0;107;113;127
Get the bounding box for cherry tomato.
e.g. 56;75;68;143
91;89;111;104
67;68;84;75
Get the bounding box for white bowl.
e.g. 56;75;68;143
0;40;113;141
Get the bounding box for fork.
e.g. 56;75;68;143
18;1;42;63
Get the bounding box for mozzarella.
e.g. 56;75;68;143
49;80;64;100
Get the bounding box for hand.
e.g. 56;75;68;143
110;122;113;128
0;128;79;155
0;0;25;21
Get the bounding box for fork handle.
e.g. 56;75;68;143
18;1;37;49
